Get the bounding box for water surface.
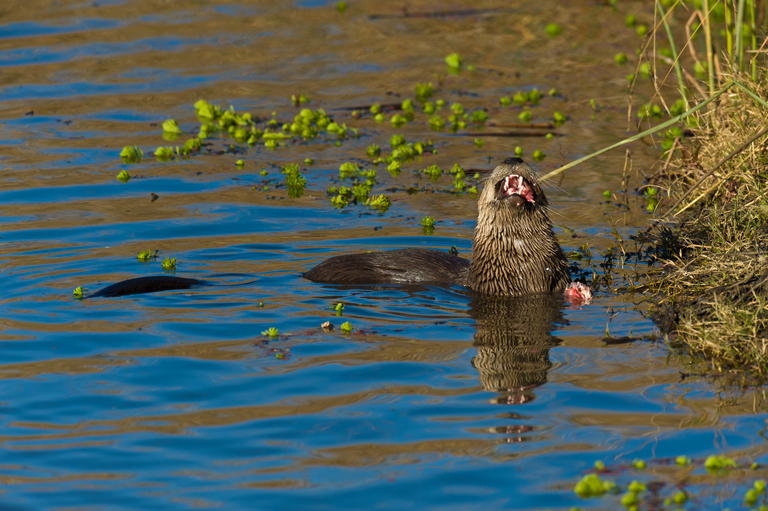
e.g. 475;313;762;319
1;1;766;509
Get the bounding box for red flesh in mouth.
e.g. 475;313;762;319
501;174;535;204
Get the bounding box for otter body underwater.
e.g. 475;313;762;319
87;157;590;302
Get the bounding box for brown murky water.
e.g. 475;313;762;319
1;0;767;509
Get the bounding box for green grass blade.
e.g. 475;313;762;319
657;0;688;107
539;82;735;182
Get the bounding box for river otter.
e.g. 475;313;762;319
305;157;590;301
88;157;590;302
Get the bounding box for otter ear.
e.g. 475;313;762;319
502;157;524;165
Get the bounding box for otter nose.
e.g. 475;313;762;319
503;157;524;165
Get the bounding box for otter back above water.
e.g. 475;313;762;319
303;248;469;285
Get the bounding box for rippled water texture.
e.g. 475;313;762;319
2;1;768;509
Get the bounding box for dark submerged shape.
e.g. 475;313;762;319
88;276;200;298
305;157;571;296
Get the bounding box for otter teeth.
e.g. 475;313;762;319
502;174;535;204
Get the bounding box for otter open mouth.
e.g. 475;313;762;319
496;174;536;205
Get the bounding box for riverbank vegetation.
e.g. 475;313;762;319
630;1;768;381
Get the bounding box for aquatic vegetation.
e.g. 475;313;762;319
705;455;736;471
331;187;352;209
415;82;434;101
625;14;636;27
370;104;381;115
374;113;385;123
471;110;488;123
573;474;615;497
533;150;545;161
335;1;346;13
335;302;344;315
474;138;483;148
515;146;523;157
631;459;646;469
444;52;462;69
387;160;401;177
367;144;381;158
528;88;542;104
553;111;567;126
421;216;435;227
137;249;157;262
637;103;663;120
162;118;182;135
367;194;391;213
549;88;558;96
261;327;279;338
282;163;306;198
614;53;628;65
161;257;176;271
390;134;406;148
236;159;244;168
116;170;131;183
422;102;435;114
546;23;562;37
339;162;360;179
73;286;83;299
518;110;532;123
636;24;648;37
154;146;175;162
513;91;529;104
499;96;511;106
120;145;143;164
450;103;464;115
291;93;310;106
340;321;352;333
421;165;442;181
391;114;408;128
429;115;445;130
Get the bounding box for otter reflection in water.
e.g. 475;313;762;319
469;294;565;405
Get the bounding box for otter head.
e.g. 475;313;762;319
466;157;571;297
479;157;548;214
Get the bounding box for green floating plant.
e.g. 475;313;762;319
73;286;84;299
573;474;615;497
340;321;352;333
162;118;182;135
137;249;158;262
471;110;488;124
367;144;381;158
119;145;143;164
155;146;175;162
444;52;462;69
421;216;435;227
262;327;279;338
546;23;562;37
704;455;736;471
519;110;532;123
422;165;442;181
116;170;131;183
161;257;176;271
367;194;391;213
499;96;511;106
533;150;546;161
415;82;434;101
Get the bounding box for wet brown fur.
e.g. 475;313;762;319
305;158;572;297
